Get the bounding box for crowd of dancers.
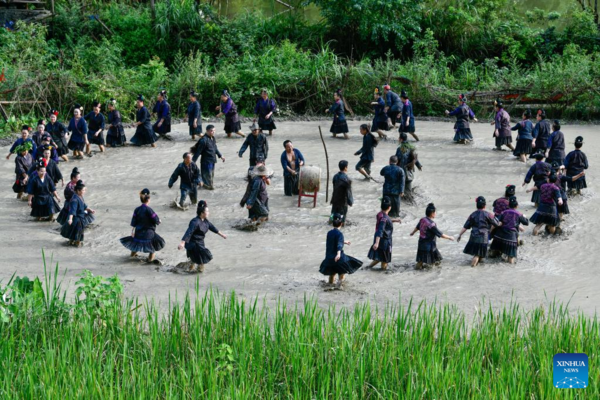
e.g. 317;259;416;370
6;87;590;285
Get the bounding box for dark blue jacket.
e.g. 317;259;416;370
329;100;346;122
564;149;588;176
153;100;171;124
324;228;345;260
380;164;405;195
239;133;269;160
511;120;534;140
356;133;376;161
280;149;305;177
401;100;414;129
84;112;105;133
192;136;222;165
385;91;402;112
68;117;88;143
9;137;37;155
372;97;387;123
168;162;200;190
187;101;201;126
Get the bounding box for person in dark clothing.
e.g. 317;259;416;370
522;151;551;206
370;88;389;140
354;124;378;180
191;124;225;190
492;185;516;217
106;99;127;147
152;90;172;139
84;101;106;155
178;200;227;273
326;89;349;139
34;135;59;163
489;197;529;263
281;140;305;196
240;157;265;209
492;100;514;151
531;108;551;158
400;90;419;141
60;180;95;247
330;160;353;225
395;132;423;195
529;165;584;221
457;196;500;267
410;203;454;269
41;148;63;186
244;165;271;222
512;109;534;162
367;197;402;270
12;142;33;199
131;95;158;147
446;94;477;144
67;105;89;159
168;152;201;208
383;84;402;128
254;89;277;135
46;110;69;162
32;120;46;148
120;188;165;262
57;168;91;226
530;175;563;236
239;123;269;167
545;120;566;166
564;135;588;194
380;155;405;218
216;90;245;138
319;214;363;288
187;91;202;140
6;125;36;160
27;161;62;222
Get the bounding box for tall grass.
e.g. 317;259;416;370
0;261;597;398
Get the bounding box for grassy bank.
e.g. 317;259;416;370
0;258;597;398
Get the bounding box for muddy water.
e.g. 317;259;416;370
0;119;597;317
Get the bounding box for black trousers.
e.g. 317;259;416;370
284;173;299;196
384;193;401;217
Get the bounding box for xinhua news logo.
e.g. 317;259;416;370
553;353;588;389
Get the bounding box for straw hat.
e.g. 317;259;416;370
252;165;273;177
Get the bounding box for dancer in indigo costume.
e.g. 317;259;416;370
445;94;477;144
46;110;69;162
254;89;277;136
216;90;245;138
522;151;551;206
330;160;353;225
531;109;551;157
187;91;202;140
326;89;349;139
67;105;88;160
106;99;127;147
366;197;402;271
354;124;378;180
545;120;566;166
27;161;61;222
6;125;36;160
60;180;95;247
152;90;171;139
319;214;363;288
530;175;562;236
131;95;158;147
400;90;418;141
84;101;106;155
168;152;200;208
492;100;514;152
370;87;389;140
178;200;227;273
489;196;529;264
411;203;454;269
564;136;588;194
512;109;534;162
380;155;405;218
457;196;500;267
120;188;165;262
12;142;33;199
383;84;402;129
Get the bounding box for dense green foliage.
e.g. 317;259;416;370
0;0;600;136
0;258;598;398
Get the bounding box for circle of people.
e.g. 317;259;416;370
7;86;589;285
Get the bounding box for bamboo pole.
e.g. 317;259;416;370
318;125;329;203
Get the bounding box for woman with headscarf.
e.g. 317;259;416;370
492;100;514;152
12;141;33;199
511;109;534;162
84;101;106;155
216;90;245;138
254;89;277;136
27;160;61;222
445;94;477;144
178;200;227;273
326;89;349;139
319;213;363;288
67;104;89;159
152;90;172;139
120;188;165;262
187;91;202;140
60;180;95;247
131;95;158;147
411;203;454;269
457;196;500;267
489;197;529;264
370;87;389;140
106;99;127;147
366;197;402;271
46;109;69;162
